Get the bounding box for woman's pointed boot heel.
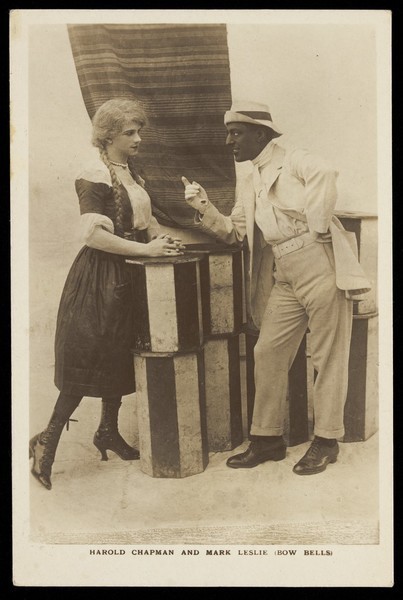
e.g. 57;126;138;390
93;433;109;461
93;400;140;461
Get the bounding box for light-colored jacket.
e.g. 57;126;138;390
198;141;370;328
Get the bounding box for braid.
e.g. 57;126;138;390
127;156;145;187
100;149;125;237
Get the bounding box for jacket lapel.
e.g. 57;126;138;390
261;144;286;193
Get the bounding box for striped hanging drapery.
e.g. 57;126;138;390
67;23;236;227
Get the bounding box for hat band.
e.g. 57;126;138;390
236;110;273;121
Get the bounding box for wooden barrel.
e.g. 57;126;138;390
133;349;209;478
126;255;204;353
204;334;243;452
185;244;243;337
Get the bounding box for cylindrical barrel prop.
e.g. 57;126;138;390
185;244;243;337
126;255;204;353
134;350;209;478
204;334;243;452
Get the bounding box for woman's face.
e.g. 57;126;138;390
108;119;142;162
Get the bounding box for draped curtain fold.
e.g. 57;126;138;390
67;23;236;227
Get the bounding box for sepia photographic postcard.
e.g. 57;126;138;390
10;8;393;588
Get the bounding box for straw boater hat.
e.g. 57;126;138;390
224;101;282;135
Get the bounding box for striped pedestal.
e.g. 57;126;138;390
342;313;379;442
204;334;243;452
245;328;309;447
134;350;208;478
126;255;203;353
185;244;243;336
317;214;378;441
185;245;244;452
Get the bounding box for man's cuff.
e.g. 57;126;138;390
197;202;221;229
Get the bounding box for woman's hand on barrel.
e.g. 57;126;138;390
146;233;186;257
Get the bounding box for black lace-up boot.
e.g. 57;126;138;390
93;400;140;461
293;437;339;475
29;411;68;490
226;436;286;469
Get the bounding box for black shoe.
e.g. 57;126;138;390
94;400;140;461
226;438;286;469
93;430;140;461
293;438;339;475
29;412;67;490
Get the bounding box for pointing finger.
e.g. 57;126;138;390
181;176;191;187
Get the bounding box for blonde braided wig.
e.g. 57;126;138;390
92;98;148;237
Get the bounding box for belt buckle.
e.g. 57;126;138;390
292;236;305;251
272;243;280;259
286;238;298;253
273;235;304;258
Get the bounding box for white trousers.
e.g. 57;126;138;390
251;241;353;439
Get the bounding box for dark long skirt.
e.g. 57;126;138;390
54;246;135;397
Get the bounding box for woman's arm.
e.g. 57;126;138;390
76;173;182;257
86;227;183;257
80;214;182;257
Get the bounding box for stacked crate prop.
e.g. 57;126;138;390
337;213;378;442
127;255;208;478
186;244;244;452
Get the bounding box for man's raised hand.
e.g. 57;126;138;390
181;176;210;214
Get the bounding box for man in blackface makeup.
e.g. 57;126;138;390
182;101;370;476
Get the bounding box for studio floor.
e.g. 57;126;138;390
28;358;379;547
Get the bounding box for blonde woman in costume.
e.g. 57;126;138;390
30;98;184;490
